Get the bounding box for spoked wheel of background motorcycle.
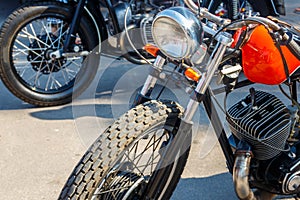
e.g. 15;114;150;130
58;100;191;200
0;1;99;106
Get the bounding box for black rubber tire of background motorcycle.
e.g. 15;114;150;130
58;100;191;200
0;1;99;106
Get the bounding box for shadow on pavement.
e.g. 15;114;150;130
172;172;237;200
29;104;118;120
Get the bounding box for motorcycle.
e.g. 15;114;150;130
58;2;300;200
199;0;285;19
0;0;183;106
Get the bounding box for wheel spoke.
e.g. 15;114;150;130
143;138;165;173
50;75;63;90
33;62;45;87
54;21;69;49
14;37;44;58
125;130;168;173
26;23;50;48
123;150;147;177
61;58;82;79
96;127;171;199
41;19;55;45
95;186;131;195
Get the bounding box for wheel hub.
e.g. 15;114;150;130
27;33;66;74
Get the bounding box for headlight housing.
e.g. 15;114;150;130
152;7;204;60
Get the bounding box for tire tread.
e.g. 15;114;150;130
58;100;186;199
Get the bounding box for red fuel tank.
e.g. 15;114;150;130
240;25;300;85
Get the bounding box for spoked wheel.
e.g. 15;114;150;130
59;100;192;200
0;1;99;106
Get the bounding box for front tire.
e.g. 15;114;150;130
59;100;191;200
0;1;99;106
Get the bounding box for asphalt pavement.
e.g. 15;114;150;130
0;1;299;200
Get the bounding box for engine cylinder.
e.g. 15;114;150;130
227;90;291;160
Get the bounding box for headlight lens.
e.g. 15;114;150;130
152;17;188;58
152;7;203;60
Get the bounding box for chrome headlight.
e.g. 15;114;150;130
152;7;204;60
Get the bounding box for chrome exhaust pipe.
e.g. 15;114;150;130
233;151;256;200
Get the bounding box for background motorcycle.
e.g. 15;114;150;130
58;3;300;200
0;0;182;106
198;0;286;19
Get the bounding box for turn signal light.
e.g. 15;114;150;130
185;68;201;82
143;44;160;57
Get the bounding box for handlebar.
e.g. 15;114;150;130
183;0;199;13
200;8;232;26
184;0;231;26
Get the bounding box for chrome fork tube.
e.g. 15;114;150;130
140;76;157;96
184;32;233;121
184;99;200;122
140;55;165;96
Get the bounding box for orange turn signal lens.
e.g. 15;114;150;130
184;68;201;82
143;44;160;57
